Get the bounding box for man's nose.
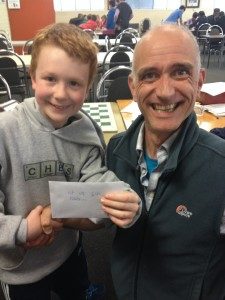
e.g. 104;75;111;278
155;75;175;100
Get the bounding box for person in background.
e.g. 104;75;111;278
99;15;107;29
184;11;198;29
102;0;116;37
79;14;98;31
0;23;140;300
106;24;225;299
207;7;220;25
217;11;225;33
164;5;186;25
69;13;84;26
106;0;116;30
194;10;208;30
114;0;133;35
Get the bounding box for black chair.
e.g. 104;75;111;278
0;73;12;101
102;44;133;75
108;76;132;101
96;65;132;101
22;39;33;55
0;50;30;101
196;23;211;47
140;18;151;36
122;28;140;37
204;25;224;67
115;32;137;49
0;34;13;51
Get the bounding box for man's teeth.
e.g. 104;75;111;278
153;104;177;112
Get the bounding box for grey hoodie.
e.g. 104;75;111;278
0;98;118;284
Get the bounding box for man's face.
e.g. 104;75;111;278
129;27;205;142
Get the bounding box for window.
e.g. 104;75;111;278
153;0;181;10
127;0;153;9
53;0;104;11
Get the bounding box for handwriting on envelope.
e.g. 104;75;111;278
49;181;126;218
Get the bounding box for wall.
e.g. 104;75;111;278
8;0;55;40
55;0;216;27
0;1;11;39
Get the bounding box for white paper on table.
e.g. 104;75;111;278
49;181;126;218
201;82;225;96
121;101;141;121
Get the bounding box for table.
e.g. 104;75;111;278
117;99;225;131
12;40;27;47
93;37;140;47
98;102;126;144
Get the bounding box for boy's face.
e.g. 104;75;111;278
31;45;90;128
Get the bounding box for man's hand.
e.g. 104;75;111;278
41;205;63;235
101;191;141;227
24;205;55;248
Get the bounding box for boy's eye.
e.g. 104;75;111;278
46;76;55;82
69;81;78;87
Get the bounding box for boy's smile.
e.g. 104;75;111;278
31;45;90;128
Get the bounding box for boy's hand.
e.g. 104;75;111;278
26;205;44;242
101;191;141;227
24;232;55;249
41;205;63;235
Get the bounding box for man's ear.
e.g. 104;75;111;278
196;68;206;99
128;74;137;102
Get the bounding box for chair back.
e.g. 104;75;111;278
0;73;12;100
140;18;151;36
206;25;223;36
0;50;30;100
0;35;13;51
115;32;137;49
122;28;139;37
96;65;132;101
102;45;133;76
197;23;211;37
108;76;132;101
22;39;33;55
104;35;111;52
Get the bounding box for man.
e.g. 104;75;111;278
207;8;220;25
106;24;225;299
114;0;133;34
164;5;186;25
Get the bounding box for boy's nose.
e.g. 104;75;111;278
54;83;67;99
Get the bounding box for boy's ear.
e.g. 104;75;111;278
30;74;36;91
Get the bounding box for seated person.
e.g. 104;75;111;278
80;14;98;31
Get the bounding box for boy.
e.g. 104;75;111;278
0;23;139;300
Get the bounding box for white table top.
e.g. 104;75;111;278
93;37;140;47
12;40;27;46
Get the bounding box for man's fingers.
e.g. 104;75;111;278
41;206;53;234
103;191;140;203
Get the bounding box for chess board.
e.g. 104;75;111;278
82;102;117;132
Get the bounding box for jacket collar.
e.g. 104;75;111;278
113;112;200;172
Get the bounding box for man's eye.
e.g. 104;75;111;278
172;69;190;79
141;72;158;82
